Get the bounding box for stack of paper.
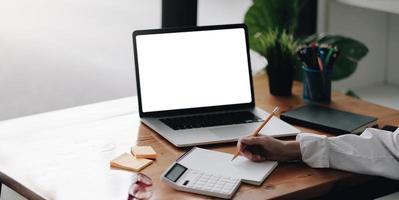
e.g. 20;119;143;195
131;146;157;159
111;146;157;172
110;153;153;172
178;147;277;185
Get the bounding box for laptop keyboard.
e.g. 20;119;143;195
160;111;263;130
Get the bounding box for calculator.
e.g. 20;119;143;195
162;162;241;199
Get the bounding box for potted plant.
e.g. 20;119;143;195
245;0;368;96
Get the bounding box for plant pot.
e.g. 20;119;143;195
266;66;294;96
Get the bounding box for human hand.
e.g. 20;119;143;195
237;135;301;162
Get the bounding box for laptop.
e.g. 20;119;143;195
132;24;293;147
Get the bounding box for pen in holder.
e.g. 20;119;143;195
297;43;338;103
302;65;331;103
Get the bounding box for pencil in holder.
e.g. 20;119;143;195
302;65;331;103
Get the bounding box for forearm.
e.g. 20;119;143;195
296;128;399;180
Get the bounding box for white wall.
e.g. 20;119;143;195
0;0;267;121
319;0;399;90
198;0;267;74
323;0;388;90
0;0;161;120
198;0;252;25
387;14;399;86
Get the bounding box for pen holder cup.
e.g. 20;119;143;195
302;66;332;103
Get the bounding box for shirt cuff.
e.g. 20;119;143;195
296;133;330;168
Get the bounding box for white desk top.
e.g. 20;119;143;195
0;97;142;200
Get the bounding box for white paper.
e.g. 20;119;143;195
260;116;301;137
178;148;277;185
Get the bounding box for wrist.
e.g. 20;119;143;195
282;141;301;161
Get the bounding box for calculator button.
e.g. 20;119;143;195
225;183;234;187
197;183;204;187
195;185;203;190
223;186;232;191
222;190;231;194
191;171;199;175
170;170;240;199
218;180;225;185
210;188;219;192
220;177;229;182
204;187;212;191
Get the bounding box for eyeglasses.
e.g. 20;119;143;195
127;173;153;200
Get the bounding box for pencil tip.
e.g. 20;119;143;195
231;155;237;161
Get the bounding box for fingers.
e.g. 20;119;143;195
238;138;251;159
238;138;253;160
237;138;246;152
238;135;291;162
241;149;266;162
240;136;262;146
241;135;272;146
238;137;267;162
254;155;266;162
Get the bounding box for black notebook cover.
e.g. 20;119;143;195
280;104;378;135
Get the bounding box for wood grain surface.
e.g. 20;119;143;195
0;73;398;200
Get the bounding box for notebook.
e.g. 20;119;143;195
177;147;277;185
280;104;378;135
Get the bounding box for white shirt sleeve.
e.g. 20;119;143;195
296;128;399;180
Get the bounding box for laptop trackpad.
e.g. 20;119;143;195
209;124;258;138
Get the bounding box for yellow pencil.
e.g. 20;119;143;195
231;106;280;161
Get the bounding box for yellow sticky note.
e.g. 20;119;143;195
131;146;157;159
110;153;153;172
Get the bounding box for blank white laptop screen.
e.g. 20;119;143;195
136;28;252;113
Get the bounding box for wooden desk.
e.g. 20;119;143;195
0;73;398;200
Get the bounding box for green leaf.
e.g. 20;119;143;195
245;0;301;55
250;30;299;70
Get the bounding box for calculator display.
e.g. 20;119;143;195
165;163;187;182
